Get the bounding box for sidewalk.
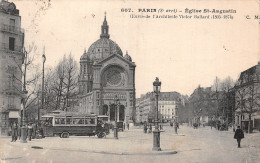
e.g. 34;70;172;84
1;126;260;163
2;128;177;156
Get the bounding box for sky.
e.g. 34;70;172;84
12;0;259;97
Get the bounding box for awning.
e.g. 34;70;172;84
42;114;54;118
253;114;260;119
9;111;20;118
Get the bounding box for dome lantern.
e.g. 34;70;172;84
100;12;110;39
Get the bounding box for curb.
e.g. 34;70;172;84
9;142;177;156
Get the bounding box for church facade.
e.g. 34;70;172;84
78;15;136;124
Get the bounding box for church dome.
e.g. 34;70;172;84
124;51;132;62
80;49;90;60
86;38;123;60
81;14;123;61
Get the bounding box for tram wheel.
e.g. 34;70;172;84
97;132;105;138
61;132;69;138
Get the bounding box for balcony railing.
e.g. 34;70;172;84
0;43;23;53
0;24;24;34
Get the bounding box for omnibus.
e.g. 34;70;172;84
41;112;109;138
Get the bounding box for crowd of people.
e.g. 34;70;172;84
10;122;44;142
143;123;167;133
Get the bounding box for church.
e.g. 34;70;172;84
78;14;136;125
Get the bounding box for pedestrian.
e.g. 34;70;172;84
10;123;14;142
144;124;147;133
32;123;36;139
174;122;178;134
39;125;45;138
18;124;21;140
149;124;152;133
27;123;33;141
127;123;129;130
11;122;18;142
234;126;244;148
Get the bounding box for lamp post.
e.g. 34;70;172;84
41;47;46;124
20;48;28;143
152;77;161;151
37;91;40;124
114;95;120;139
175;106;178;123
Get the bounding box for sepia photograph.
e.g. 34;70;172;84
0;0;259;162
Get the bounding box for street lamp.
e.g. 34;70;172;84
114;95;120;139
175;106;178;123
41;47;46;124
152;77;161;151
37;90;40;124
20;48;28;143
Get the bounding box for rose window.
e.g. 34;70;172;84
106;69;122;85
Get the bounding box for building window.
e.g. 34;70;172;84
10;19;15;32
9;37;15;51
84;65;86;73
130;92;133;98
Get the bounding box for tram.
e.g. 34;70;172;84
41;112;109;138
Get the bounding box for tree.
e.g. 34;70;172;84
63;53;79;111
245;82;260;133
43;53;79;112
11;43;41;123
220;76;235;130
211;76;221;117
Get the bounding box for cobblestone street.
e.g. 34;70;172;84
1;125;260;163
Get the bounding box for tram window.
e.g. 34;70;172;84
90;118;95;124
66;118;72;124
60;118;65;124
74;118;84;124
70;119;75;124
85;118;90;124
55;119;60;124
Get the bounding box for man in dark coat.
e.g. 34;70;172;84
144;124;147;133
149;124;152;133
17;124;21;140
11;122;18;142
234;126;244;148
27;123;33;141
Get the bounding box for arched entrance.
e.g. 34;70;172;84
109;104;115;121
102;105;108;115
119;105;125;121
